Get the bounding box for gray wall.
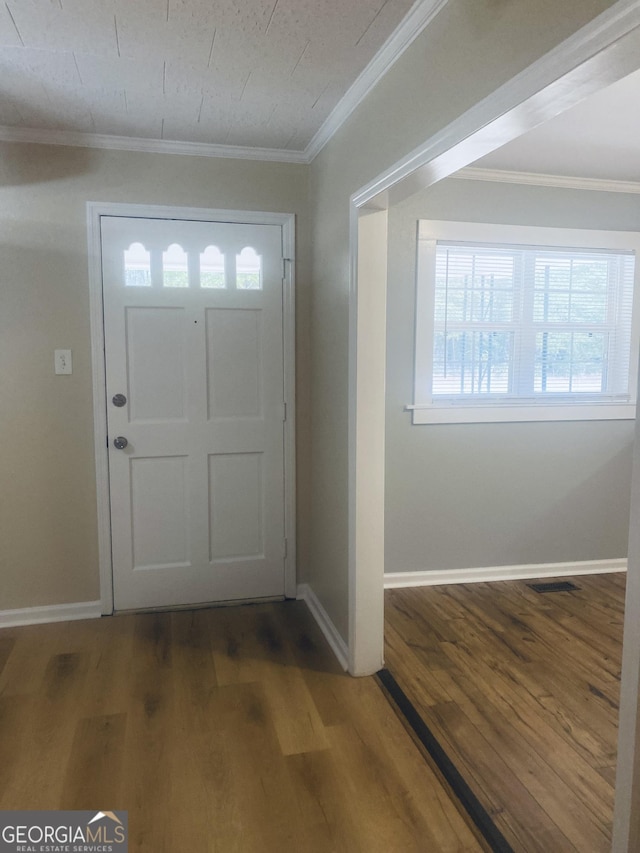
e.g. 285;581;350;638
385;177;636;574
307;0;618;640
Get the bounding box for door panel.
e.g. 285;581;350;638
130;456;189;569
101;215;286;610
208;452;264;560
126;307;187;422
206;308;263;419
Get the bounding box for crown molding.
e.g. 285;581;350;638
304;0;450;162
352;0;640;207
0;124;309;164
455;166;640;194
0;0;449;166
8;0;635;178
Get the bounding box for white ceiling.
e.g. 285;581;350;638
0;0;416;153
473;67;640;183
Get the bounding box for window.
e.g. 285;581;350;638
162;243;189;288
236;247;262;290
124;242;151;287
200;245;226;288
412;221;640;424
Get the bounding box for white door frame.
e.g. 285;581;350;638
87;202;297;614
348;1;640;847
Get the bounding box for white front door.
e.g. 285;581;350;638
100;215;288;610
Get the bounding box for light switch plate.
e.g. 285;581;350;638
54;349;72;375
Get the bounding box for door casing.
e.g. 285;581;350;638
87;202;297;614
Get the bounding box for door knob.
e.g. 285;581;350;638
113;436;128;450
112;393;127;407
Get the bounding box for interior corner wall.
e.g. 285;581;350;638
385;177;637;574
306;0;620;642
0;0;622;623
0;141;310;611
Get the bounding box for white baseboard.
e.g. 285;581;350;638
0;600;103;629
297;584;349;671
384;558;628;589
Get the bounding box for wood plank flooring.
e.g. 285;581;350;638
385;573;626;853
0;601;483;852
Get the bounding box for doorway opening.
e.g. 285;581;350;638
349;7;640;850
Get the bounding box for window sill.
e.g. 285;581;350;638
408;402;637;424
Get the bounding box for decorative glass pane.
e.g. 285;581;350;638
163;243;189;288
236;247;262;290
124;242;151;287
200;245;226;289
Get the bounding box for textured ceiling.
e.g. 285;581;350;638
0;0;416;152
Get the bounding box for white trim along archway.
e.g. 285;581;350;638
347;2;640;849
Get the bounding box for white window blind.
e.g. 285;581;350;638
434;242;635;400
413;222;640;424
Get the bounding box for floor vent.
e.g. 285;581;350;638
527;581;580;593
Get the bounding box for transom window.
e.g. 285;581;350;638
236;247;262;290
412;221;640;424
124;242;151;287
162;243;189;288
121;243;263;290
200;245;226;289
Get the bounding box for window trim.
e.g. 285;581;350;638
412;220;640;425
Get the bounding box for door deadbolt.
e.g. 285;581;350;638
112;393;127;407
113;436;128;450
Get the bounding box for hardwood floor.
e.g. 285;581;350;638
385;573;626;853
0;601;483;852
